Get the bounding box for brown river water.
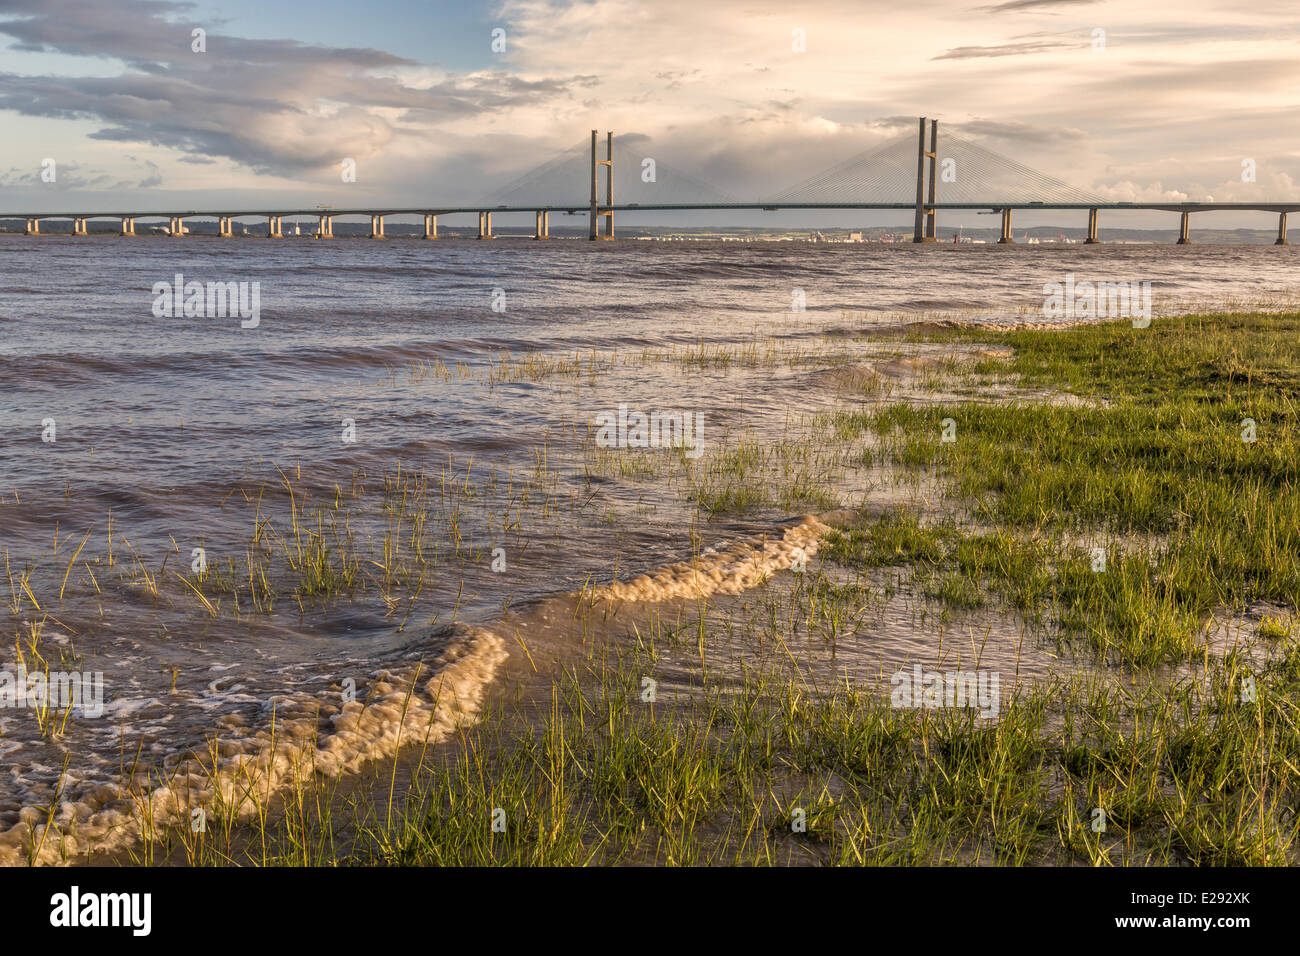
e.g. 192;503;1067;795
1;236;1296;863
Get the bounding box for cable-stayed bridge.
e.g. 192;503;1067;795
6;119;1299;244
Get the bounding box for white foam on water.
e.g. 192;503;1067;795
2;513;840;866
586;515;832;604
0;624;506;866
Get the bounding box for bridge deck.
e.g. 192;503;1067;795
5;202;1300;219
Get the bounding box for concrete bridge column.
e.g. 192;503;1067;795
423;214;437;239
370;214;384;239
1085;208;1100;244
534;210;551;239
1177;211;1191;244
73;217;87;236
478;211;494;239
589;130;615;240
998;208;1014;244
318;214;333;238
170;216;184;236
1276;212;1288;246
120;216;135;236
219;216;233;237
268;215;283;238
25;218;39;235
912;118;938;243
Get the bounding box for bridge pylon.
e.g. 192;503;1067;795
913;117;938;242
590;130;614;240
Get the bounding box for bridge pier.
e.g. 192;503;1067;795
318;214;333;238
534;210;550;239
218;216;233;237
120;216;134;236
1176;211;1191;244
25;218;39;236
370;214;384;239
73;217;87;236
998;208;1014;244
1085;208;1100;244
423;214;437;239
169;216;184;237
267;215;283;238
1276;212;1288;246
478;211;494;239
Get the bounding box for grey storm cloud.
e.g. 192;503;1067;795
977;0;1099;12
0;0;592;174
933;37;1081;59
0;0;410;69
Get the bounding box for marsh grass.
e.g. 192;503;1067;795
1258;616;1292;640
16;310;1300;868
833;312;1300;664
116;627;1300;867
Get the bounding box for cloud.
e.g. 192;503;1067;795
933;37;1081;59
952;119;1090;146
0;0;1299;217
0;0;592;175
977;0;1099;13
0;155;162;191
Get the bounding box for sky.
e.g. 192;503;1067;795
1;0;1298;228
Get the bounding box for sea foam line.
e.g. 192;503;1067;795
0;625;506;866
6;514;836;866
